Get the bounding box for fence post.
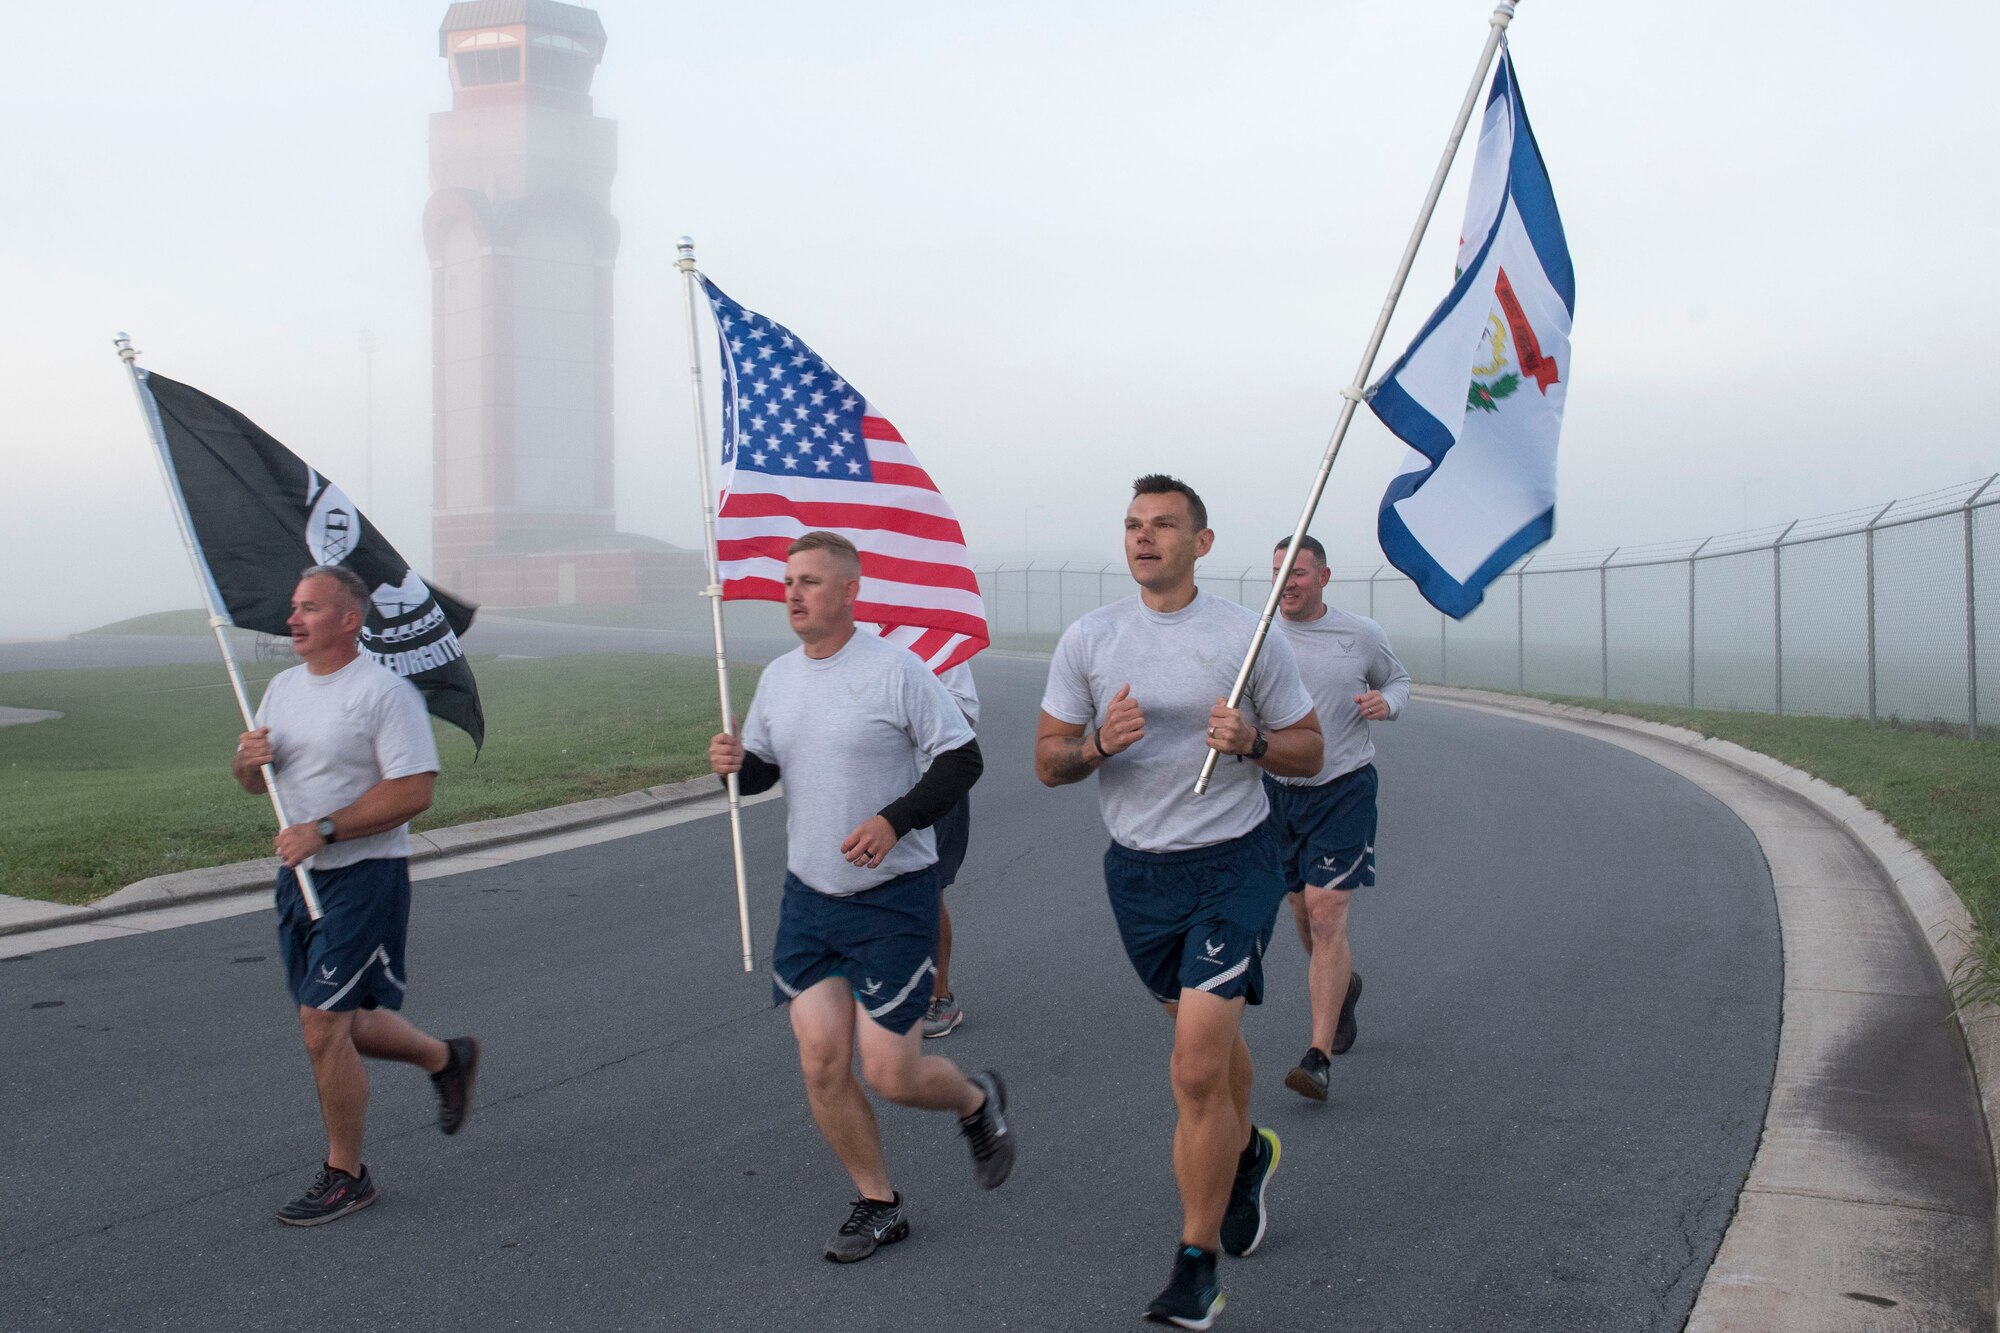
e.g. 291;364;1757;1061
1516;556;1533;691
1369;565;1382;621
1599;548;1617;699
1054;562;1070;631
1022;560;1036;637
1772;520;1798;714
1865;500;1893;722
1439;606;1448;685
1687;537;1712;707
1966;476;1997;739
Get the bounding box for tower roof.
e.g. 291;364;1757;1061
437;0;605;54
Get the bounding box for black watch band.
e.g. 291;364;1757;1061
1248;729;1269;761
314;817;338;843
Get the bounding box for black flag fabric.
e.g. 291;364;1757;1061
140;370;485;750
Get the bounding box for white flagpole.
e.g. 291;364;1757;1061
673;240;757;974
1195;1;1518;794
114;333;325;920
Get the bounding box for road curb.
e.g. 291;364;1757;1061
1418;685;1998;1329
0;772;728;939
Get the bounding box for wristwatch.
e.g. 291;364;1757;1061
314;817;338;844
1248;729;1269;761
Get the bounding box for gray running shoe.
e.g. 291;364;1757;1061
922;992;963;1039
1285;1047;1332;1102
824;1193;908;1263
960;1069;1015;1189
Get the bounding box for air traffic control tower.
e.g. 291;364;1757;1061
424;0;688;605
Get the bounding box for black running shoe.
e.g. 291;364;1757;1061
1284;1047;1332;1102
276;1163;376;1227
1220;1126;1280;1257
431;1036;480;1135
960;1069;1015;1189
824;1193;908;1263
1144;1244;1224;1329
1331;972;1364;1055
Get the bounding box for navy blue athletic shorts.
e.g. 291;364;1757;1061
1264;765;1378;894
933;796;971;890
276;858;411;1013
1102;823;1288;1006
771;865;940;1034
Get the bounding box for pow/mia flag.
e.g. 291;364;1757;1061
138;370;485;749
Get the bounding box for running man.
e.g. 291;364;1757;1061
1267;537;1410;1101
923;662;978;1038
231;564;478;1227
1036;476;1322;1328
709;532;1013;1264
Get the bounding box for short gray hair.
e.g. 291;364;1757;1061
300;564;370;615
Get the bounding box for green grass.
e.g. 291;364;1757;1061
491;600;792;635
78;608;261;639
0;654;758;906
1534;694;2000;996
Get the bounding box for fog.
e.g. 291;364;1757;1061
3;0;1994;638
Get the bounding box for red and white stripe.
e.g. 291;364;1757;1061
717;410;989;673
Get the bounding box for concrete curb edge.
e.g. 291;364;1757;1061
0;772;728;939
1415;684;2000;1327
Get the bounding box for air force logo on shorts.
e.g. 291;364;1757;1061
1102;826;1287;1006
1192;935;1253;995
1265;766;1379;894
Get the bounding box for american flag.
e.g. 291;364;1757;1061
702;277;989;673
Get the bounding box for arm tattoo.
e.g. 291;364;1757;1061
1043;734;1099;784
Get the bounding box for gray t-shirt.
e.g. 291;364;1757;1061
742;629;976;896
939;662;979;726
253;655;441;870
1041;591;1315;853
1273;607;1411;786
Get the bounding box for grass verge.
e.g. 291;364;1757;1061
0;653;758;906
1532;693;2000;998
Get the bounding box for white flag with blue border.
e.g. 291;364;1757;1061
1369;48;1574;619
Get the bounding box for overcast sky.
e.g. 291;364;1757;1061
3;0;1995;637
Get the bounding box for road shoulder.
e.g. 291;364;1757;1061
1421;685;1996;1332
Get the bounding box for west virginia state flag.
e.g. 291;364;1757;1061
1369;47;1574;619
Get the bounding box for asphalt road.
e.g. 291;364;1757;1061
0;653;1780;1332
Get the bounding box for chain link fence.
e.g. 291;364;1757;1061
976;476;2000;738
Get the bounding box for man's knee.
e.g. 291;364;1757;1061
1301;887;1353;944
794;1013;854;1083
1169;1039;1234;1105
1168;999;1241;1104
298;1006;353;1060
857;1042;919;1104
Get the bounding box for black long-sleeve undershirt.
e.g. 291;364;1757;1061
728;750;782;796
721;737;982;838
878;738;983;836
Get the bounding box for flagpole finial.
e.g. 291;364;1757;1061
1491;1;1516;27
675;236;697;274
114;332;138;363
